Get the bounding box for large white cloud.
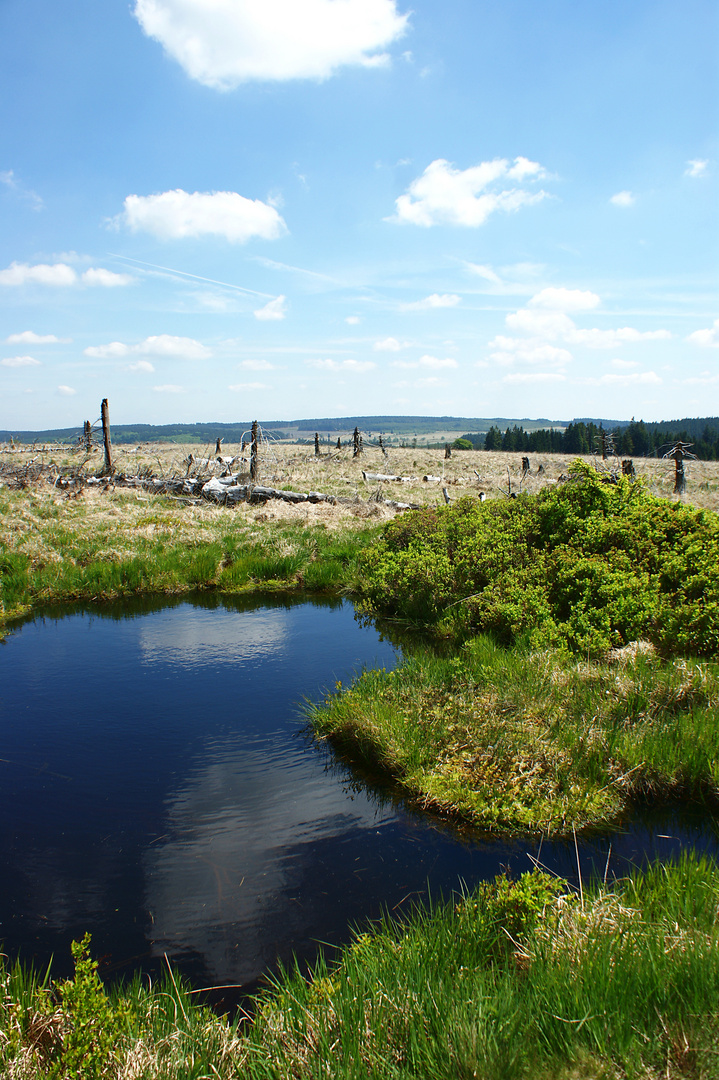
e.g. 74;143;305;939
118;189;287;242
0;261;77;286
390;157;549;228
85;334;211;361
133;0;408;87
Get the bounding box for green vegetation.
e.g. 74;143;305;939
310;637;719;833
0;485;374;633
4;858;719;1078
472;416;719;459
357;462;719;657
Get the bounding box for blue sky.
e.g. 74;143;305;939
1;0;717;430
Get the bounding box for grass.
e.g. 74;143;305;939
309;637;719;834
3;856;719;1078
3;440;719;1076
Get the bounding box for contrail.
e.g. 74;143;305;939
106;253;275;299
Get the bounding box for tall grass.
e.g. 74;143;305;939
3;857;718;1078
309;638;719;833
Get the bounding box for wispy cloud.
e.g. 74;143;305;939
685;159;708;178
0;169;43;211
1;355;42;367
306;358;376;372
254;295;287;321
400;293;460;311
610;190;635;208
85;335;211;361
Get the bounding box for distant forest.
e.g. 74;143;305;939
460;417;719;460
2;415;719;459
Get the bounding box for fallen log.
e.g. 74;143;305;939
361;470;414;483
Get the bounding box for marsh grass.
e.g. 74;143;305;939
309;638;719;833
3;858;719;1079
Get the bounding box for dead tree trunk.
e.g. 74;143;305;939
215;437;223;455
521;456;530;478
444;443;452;459
100;398;113;475
250;421;259;481
83;420;92;452
353;427;362;458
314;432;320;456
622;459;635;479
336;437;341;450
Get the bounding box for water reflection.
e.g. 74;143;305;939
0;594;717;1003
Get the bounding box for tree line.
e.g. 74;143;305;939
459;418;719;460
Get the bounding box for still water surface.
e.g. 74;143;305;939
1;594;717;1002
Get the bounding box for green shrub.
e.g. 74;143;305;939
357;462;719;656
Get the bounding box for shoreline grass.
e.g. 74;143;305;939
3;856;719;1078
309;637;719;835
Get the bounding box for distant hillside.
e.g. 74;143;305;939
2;414;717;448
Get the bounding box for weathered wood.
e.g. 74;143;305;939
352;426;362;458
423;474;442;483
444;444;451;459
250;420;259;481
314;432;320;456
362;470;413;483
442;487;451;503
100;398;113;475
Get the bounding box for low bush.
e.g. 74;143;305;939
357;462;719;656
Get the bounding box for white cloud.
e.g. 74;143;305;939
610;191;635;207
85;335;211;361
118;189;287;243
415;376;442;387
401;293;461;311
610;358;639;369
306;358;376;372
687;319;719;347
392;354;458;369
0;261;77;286
528;287;600;312
5;331;65;344
570;326;671;348
127;360;155;373
82;267;135;287
590;371;662;386
153;384;185;393
228;382;271;391
503;372;565;383
57;384;76;395
390;157;549;228
464;262;502;283
373;336;409;351
685;159;708;178
345;315;361;325
133;0;408;87
1;355;42;367
239;359;275;370
254;295;287;320
505;308;576;339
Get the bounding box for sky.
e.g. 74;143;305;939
1;0;717;430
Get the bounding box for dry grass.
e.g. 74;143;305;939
3;439;719;514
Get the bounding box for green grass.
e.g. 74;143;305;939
309;637;719;833
4;857;719;1078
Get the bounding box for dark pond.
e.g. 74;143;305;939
1;594;717;1007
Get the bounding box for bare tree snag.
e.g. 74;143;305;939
100;398;113;475
336;437;342;450
353;427;362;458
250;420;259;481
83;420;92;452
521;456;530;478
444;443;452;459
314;432;320;456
